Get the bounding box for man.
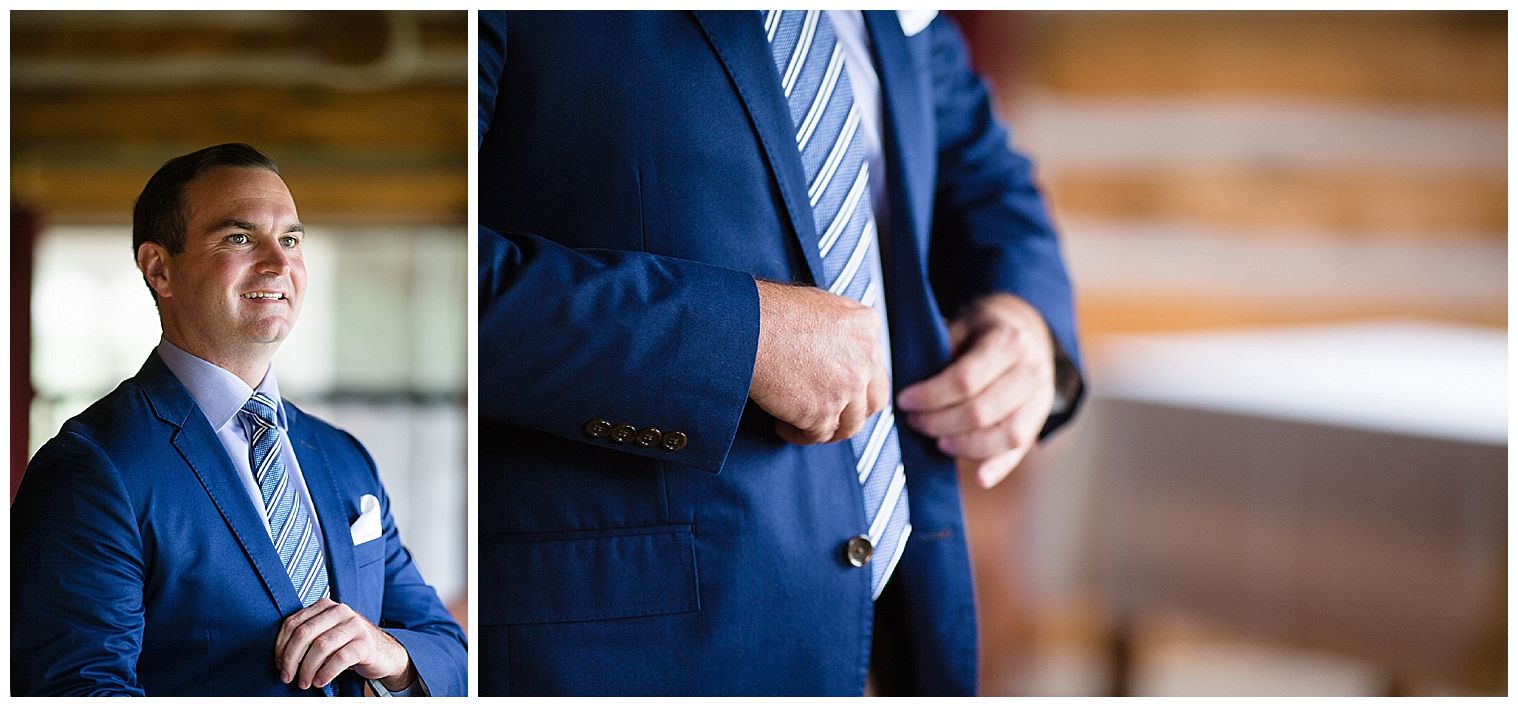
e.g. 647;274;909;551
477;11;1084;696
12;144;467;696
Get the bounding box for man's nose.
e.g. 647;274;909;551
256;238;292;274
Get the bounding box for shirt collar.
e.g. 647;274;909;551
155;338;285;433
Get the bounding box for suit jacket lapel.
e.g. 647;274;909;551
287;406;359;606
857;12;959;398
690;10;826;286
862;10;935;262
138;353;305;617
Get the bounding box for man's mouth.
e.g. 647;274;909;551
241;292;286;301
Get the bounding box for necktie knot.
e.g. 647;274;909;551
241;393;278;428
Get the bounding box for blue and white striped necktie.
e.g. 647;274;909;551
241;393;329;608
764;9;911;600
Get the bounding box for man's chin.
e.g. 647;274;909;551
243;321;295;345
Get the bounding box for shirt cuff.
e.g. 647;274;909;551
1049;333;1082;417
367;675;428;697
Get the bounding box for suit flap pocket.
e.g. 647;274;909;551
480;524;698;626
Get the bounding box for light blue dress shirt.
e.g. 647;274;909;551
156;338;324;543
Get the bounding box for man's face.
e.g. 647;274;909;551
153;166;306;362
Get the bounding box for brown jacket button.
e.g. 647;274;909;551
660;431;688;452
635;427;662;448
609;424;637;443
583;419;612;438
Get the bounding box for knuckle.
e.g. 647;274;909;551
819;391;844;418
951;369;977;396
313;633;342;653
1004;418;1029;449
850;367;872;393
810;407;832;431
967;400;994;428
830;387;852;413
335;643;362;664
950;433;978;458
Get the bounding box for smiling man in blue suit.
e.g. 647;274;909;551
12;144;466;696
478;10;1084;696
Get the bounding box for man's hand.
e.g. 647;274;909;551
897;293;1056;489
750;280;890;445
274;598;416;692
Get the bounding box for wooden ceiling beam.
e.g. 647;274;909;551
13;162;464;224
12;88;464;149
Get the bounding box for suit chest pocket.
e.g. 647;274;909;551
353;537;385;567
346;537;387;621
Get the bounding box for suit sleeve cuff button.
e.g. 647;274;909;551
660;431;688;452
610;424;637;443
634;427;662;448
584;419;613;438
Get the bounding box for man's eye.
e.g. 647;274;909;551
280;236;300;248
227;234;249;245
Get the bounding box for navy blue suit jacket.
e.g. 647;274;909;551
478;10;1082;696
11;353;467;696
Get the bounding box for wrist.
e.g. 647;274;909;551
378;661;417;692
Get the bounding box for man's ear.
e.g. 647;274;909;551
136;242;172;299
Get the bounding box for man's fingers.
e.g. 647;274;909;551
775;420;833;446
867;362;891;417
938;414;1020;460
274;598;334;659
961;445;1030;490
831;399;868;443
832;362;890;442
940;383;1053;464
276;600;352;685
311;636;366;689
296;619;361;689
976;390;1056;488
897;328;1017;413
946;315;974;352
276;600;345;682
906;363;1031;438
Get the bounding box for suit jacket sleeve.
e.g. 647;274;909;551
924;15;1086;434
477;10;762;473
11;434;147;696
347;435;468;696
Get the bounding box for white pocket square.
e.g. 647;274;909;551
349;494;382;545
897;10;937;37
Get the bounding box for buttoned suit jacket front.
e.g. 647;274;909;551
11;353;467;696
477;10;1083;696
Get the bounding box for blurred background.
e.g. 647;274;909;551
10;11;468;624
10;10;1504;696
952;10;1505;696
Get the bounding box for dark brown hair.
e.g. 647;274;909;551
131;143;280;258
